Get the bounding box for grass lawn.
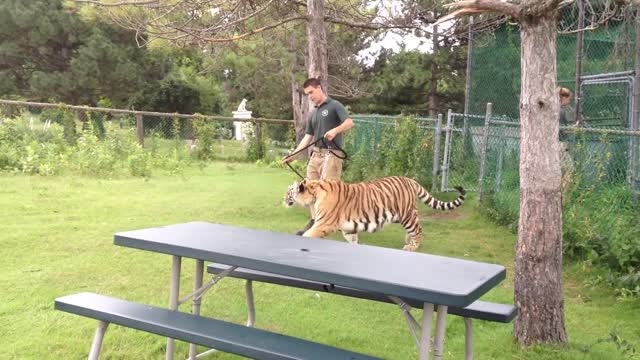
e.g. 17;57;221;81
1;162;638;359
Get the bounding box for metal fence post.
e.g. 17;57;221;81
432;113;443;192
477;103;492;202
495;122;505;193
135;113;144;146
440;109;453;192
633;10;640;200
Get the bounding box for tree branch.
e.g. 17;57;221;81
201;15;307;42
73;0;161;7
325;16;419;31
436;0;520;26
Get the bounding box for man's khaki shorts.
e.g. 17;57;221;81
306;148;344;180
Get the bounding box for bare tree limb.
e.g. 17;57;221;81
201;15;308;42
441;0;520;21
74;0;161;7
325;16;420;30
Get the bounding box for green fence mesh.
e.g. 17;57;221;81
467;6;637;119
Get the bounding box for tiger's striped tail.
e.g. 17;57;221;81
417;185;466;210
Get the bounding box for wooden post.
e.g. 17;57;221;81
135;113;144;146
255;120;264;159
464;17;474;115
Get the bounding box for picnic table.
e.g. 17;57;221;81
56;221;509;360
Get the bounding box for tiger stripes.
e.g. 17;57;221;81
284;176;465;251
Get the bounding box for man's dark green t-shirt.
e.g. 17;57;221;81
559;105;575;141
305;97;349;148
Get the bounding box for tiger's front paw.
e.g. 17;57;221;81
402;244;419;252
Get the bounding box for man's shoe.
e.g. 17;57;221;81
295;219;315;236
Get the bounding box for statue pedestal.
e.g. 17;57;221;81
232;111;252;141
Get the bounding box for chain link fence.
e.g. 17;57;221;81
467;5;636;119
0;99;294;166
345;114;441;191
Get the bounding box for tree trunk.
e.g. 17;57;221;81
291;81;309;145
429;24;439;117
514;8;567;346
307;0;328;92
288;34;309;145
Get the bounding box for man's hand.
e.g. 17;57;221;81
282;154;294;164
324;129;337;141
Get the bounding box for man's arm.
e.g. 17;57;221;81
324;118;354;141
282;134;314;163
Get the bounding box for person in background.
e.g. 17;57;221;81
559;87;577;192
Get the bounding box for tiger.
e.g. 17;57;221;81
284;176;465;251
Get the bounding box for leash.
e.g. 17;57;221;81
284;137;348;180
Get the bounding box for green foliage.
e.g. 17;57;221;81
478;189;520;233
0;112;199;177
351;49;466;115
206;40;293;119
246;123;266;161
0;114;69;175
479;132;640;297
0;0;228;117
563;181;640;294
192;116;221;161
343;117;434;187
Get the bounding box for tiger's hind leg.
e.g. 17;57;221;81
341;231;359;245
401;213;423;251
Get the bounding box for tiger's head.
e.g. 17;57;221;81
284;179;318;208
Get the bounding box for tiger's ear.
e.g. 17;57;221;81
298;182;305;193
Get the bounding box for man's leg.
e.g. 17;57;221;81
321;152;344;180
295;152;322;235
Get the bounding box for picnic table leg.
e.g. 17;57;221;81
88;320;109;360
464;318;473;360
188;260;204;359
433;305;448;360
166;255;182;360
419;302;434;360
245;280;256;327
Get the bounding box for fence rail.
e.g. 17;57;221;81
0;99;293;148
2;99;638;200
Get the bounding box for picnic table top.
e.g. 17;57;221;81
114;222;506;307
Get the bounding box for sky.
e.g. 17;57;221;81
357;30;434;66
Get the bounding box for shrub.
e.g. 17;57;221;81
343;117;434;187
479;130;640;296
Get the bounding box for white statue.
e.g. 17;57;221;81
237;98;248;112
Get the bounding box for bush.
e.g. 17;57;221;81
0;114;69;175
478;132;640;296
343;117;434;187
245;122;265;161
0;112;194;178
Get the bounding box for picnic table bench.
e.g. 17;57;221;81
55;292;379;360
55;222;513;360
207;264;517;359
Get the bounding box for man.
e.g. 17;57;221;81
282;77;354;235
559;87;577;191
559;87;575;128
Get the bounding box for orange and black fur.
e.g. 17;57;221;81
284;176;465;251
